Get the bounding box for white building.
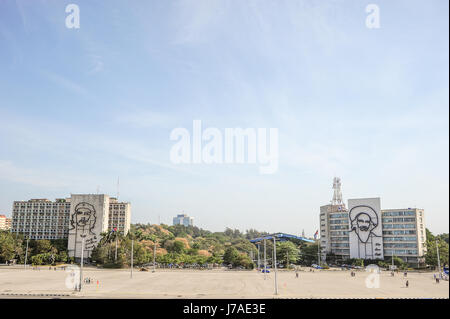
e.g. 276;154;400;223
320;178;427;266
173;214;194;227
11;198;71;239
381;208;427;265
11;194;131;260
0;214;12;230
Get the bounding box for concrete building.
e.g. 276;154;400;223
319;177;349;262
320;204;349;261
173;214;194;227
381;208;427;265
0;214;12;230
10;195;131;259
320;178;427;266
11;198;71;239
108;197;131;235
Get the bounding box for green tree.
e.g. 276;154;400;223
0;231;17;262
298;243;319;266
425;230;449;268
223;247;239;265
276;241;299;267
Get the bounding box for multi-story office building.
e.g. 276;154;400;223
381;208;427;265
0;214;12;230
173;214;194;227
320;177;350;261
320;178;427;266
11;195;131;244
320;204;350;261
11;198;71;239
108;197;131;234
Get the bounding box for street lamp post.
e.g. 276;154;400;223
24;237;29;269
257;243;260;270
79;236;85;291
153;242;156;273
115;234;118;262
130;239;134;279
273;236;278;295
263;239;267;280
24;228;31;269
317;240;320;267
436;239;441;275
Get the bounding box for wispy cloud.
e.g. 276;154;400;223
40;70;89;97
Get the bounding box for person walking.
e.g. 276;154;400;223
406;280;409;288
296;272;299;279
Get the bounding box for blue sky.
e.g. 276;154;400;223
0;0;448;235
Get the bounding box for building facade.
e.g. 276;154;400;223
67;194;111;260
173;214;194;227
381;208;427;264
10;195;131;259
0;214;12;230
10;198;71;239
320;204;349;261
108;197;131;235
320;178;427;266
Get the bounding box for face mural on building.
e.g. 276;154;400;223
349;204;383;259
69;202;97;236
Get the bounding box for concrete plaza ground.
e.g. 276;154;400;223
0;266;448;299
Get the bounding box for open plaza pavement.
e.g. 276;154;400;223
0;266;448;299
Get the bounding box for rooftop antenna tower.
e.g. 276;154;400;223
332;177;343;206
116;177;120;200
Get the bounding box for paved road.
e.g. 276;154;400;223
0;267;448;299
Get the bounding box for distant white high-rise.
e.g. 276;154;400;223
173;213;194;227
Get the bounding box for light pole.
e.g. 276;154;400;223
436;239;441;275
287;249;289;270
24;228;31;269
115;233;118;262
257;243;260;270
153;242;156;272
24;237;30;269
79;236;85;291
273;236;278;295
392;249;394;271
130;239;134;279
317;240;320;267
263;239;267;280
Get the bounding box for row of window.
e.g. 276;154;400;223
27;235;68;239
384;243;417;248
383;236;417;241
330;225;349;230
329;213;348;219
382;211;416;217
329;220;347;224
383;224;416;229
329;231;349;236
13;230;68;234
382;217;416;223
331;249;350;253
384;249;418;255
330;237;349;242
383;230;416;235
